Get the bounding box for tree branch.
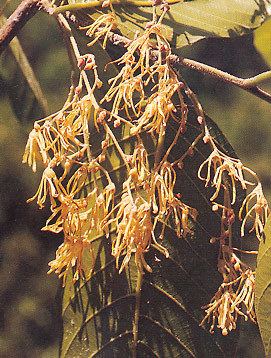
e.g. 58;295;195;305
173;57;271;104
173;57;271;89
1;2;271;105
104;31;271;104
0;0;41;54
53;0;181;14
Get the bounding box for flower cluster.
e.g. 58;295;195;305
197;131;266;334
101;18;182;136
201;253;256;336
23;10;198;284
100;144;196;273
198;142;269;240
105;191;153;273
23;74;118;284
198;146;254;205
22;1;268;339
239;182;270;240
150;162;197;238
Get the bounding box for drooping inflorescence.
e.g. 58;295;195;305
23;2;269;336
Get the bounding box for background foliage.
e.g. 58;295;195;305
0;1;271;357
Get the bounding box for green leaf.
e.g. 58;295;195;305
60;109;243;357
0;15;48;115
68;0;269;48
254;18;271;67
255;217;271;356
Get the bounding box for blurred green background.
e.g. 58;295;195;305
0;2;271;357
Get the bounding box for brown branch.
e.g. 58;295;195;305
1;2;271;105
102;31;271;105
173;57;271;104
0;0;40;54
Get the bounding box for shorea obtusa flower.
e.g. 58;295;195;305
82;12;118;48
23;94;94;174
198;141;270;240
100;159;198;274
47;225;95;285
104;190;154;274
239;182;270;240
151;162;197;238
200;233;257;335
201;266;256;336
21;1;270;340
27;166;59;209
46;179;115;285
22;123;49;172
130;75;180;136
198;147;255;205
101;18;182;136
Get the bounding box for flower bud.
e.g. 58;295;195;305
77;57;85;70
188;147;194;157
75;86;82;95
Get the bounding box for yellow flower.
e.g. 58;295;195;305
48;235;94;286
27;166;59;208
128;142;150;185
201;246;256;335
198;148;256;205
104;189;153;273
231;269;256;322
201;288;238;336
47;179;115;284
82;13;118;48
239;182;270;240
102;74;145;119
151;162;197;237
130;77;178;135
101;20;180;135
22;123;49;172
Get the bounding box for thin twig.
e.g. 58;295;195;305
0;13;49;113
74;26;271;101
174;57;271;103
0;0;40;54
103;31;271;104
53;0;182;14
173;57;271;89
132;269;143;358
53;11;100;109
1;2;271;104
